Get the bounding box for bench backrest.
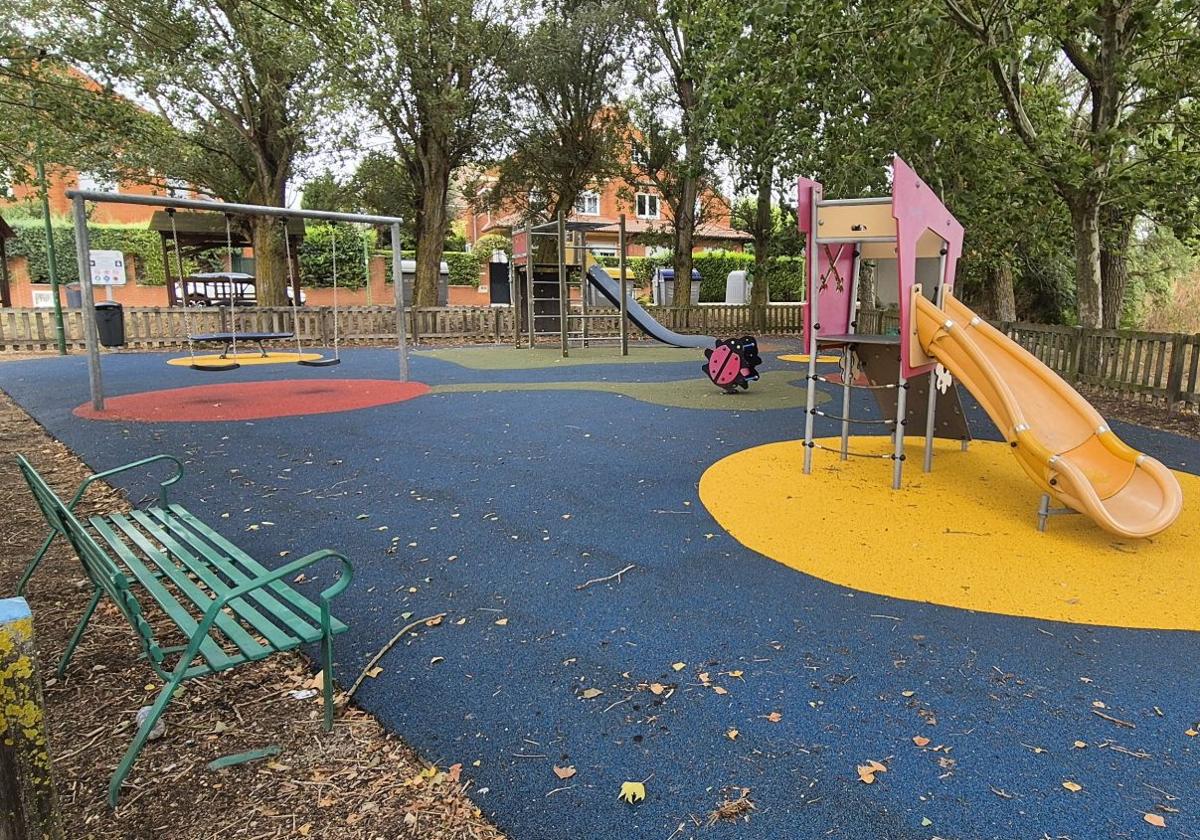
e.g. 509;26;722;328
16;455;163;664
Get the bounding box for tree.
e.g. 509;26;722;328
942;0;1200;328
627;0;718;309
301;171;348;212
338;0;510;306
476;0;628;263
26;0;332;305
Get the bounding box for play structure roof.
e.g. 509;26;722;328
147;211;305;247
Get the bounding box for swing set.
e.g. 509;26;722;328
65;189;410;411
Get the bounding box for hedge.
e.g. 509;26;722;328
377;249;486;287
602;250;805;302
6;220;168;286
298;223;370;288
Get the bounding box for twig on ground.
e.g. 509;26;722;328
1092;709;1136;729
575;564;636;590
346;612;447;698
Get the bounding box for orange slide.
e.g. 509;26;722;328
914;293;1183;538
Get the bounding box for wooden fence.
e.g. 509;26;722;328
2;303;1198;411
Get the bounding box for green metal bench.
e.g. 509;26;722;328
15;454;352;806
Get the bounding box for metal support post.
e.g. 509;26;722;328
802;192;821;474
892;374;908;489
72;196;104;411
839;250;862;459
391;222;409;381
923;251;949;473
579;229;589;346
526;221;536;349
511;255;522;348
557;211;568;357
619;214;628;356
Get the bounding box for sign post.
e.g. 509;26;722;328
88;250;127;302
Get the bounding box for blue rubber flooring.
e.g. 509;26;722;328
2;345;1198;840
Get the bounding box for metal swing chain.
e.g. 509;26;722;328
331;222;339;359
224;213;238;358
168;209;196;360
282;218;305;357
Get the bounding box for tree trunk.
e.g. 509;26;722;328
672;177;698;309
1100;206;1134;329
413;157;451;308
1068;196;1103;328
984;262;1016;321
749;168;772;330
250;217;289;307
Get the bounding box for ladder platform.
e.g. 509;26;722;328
816;334;899;346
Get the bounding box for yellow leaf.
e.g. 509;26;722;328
856;765;877;784
298;823;312;836
672;662;686;671
698;672;711;685
1062;781;1082;793
649;683;665;695
553;765;576;780
1092;700;1106;709
901;690;915;697
867;760;887;773
728;670;744;679
1186;729;1198;737
581;688;603;699
726;728;739;741
495;618;508;626
1144;813;1166;828
713;686;728;695
618;781;646;804
1074;740;1087;748
425;615;443;627
912;736;931;747
365;666;383;679
766;711;782;723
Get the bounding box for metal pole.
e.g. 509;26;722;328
32;88;66;355
892;371;908;489
802;189;821;475
526;221;535;350
840;249;862;459
923;253;949;473
557;210;568;358
72;195;103;410
579;228;589;347
510;255;521;348
391;222;409;381
619;214;628;356
65;189;403;226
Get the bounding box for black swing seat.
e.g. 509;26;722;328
188;331;294;359
190;361;241;372
298;357;341;368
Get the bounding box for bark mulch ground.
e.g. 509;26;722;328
0;389;506;840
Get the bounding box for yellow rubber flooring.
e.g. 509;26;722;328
699;436;1200;630
168;352;324;367
777;353;842;364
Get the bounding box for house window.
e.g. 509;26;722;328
630;143;649;169
591;247;618;260
165;177;189;197
575;190;600;216
77;171;118;193
636;193;660;219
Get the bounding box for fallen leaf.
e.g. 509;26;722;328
766;711;782;723
494;618;508;626
712;686;728;695
429;656;444;665
298;823;312;836
553;765;577;780
581;688;603;699
1186;729;1197;737
672;662;686;671
1092;700;1106;709
1073;740;1087;748
1062;781;1082;793
1144;813;1166;828
698;672;711;685
425;615;443;627
649;683;665;695
726;728;739;741
727;670;744;679
856;760;887;784
920;817;932;827
901;690;915;697
446;763;462;782
365;666;383;679
618;781;646;804
912;736;931;747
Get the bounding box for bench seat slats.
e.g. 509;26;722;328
126;509;322;647
115;511;303;652
159;505;348;634
86;517;239;671
94;515;273;662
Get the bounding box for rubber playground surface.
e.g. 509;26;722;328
2;342;1198;839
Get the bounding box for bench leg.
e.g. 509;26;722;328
16;532;56;595
58;588;102;677
321;618;335;732
109;669;184;807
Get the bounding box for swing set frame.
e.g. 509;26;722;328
66;189;410;410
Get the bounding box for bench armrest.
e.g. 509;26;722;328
179;550;353;671
70;455;185;509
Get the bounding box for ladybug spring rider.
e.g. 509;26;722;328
703;336;762;394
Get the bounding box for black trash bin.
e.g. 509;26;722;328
94;301;125;347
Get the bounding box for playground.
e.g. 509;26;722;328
1;171;1198;840
2;326;1198;837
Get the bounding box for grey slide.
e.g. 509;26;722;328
586;266;716;349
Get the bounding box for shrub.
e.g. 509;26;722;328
377;249;485;288
298;223;370;288
7;220;167;285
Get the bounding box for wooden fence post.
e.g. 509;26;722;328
1165;333;1186;416
1069;326;1085;384
0;598;63;840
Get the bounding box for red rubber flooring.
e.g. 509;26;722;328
74;379;430;422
